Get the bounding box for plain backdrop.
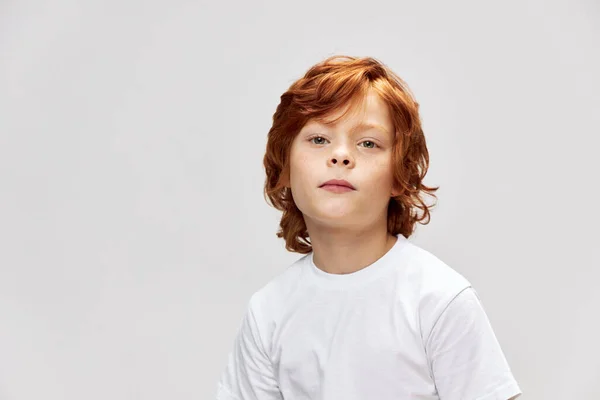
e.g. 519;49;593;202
1;1;599;399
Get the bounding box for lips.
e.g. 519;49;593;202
320;179;355;190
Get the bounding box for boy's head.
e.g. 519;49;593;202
263;55;439;254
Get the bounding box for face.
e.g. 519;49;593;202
287;87;399;232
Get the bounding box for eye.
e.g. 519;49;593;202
309;136;329;145
360;140;378;149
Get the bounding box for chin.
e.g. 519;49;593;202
310;206;358;223
296;197;361;220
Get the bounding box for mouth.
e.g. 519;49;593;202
319;179;356;191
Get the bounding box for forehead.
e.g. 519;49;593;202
301;94;394;141
307;89;393;132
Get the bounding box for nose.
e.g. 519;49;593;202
327;146;355;168
330;157;351;166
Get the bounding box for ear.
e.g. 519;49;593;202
279;169;291;188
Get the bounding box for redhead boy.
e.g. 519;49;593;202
216;55;522;400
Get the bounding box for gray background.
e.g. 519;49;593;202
1;0;599;399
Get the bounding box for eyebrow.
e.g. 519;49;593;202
309;121;390;135
349;122;390;136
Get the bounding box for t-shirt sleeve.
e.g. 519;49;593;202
425;287;522;400
216;295;283;400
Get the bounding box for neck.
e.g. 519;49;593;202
305;221;398;275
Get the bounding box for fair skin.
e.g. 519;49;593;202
284;87;400;275
282;88;522;400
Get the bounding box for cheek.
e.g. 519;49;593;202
370;154;394;174
289;150;316;186
288;151;302;185
366;157;395;190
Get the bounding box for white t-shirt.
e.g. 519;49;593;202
216;234;522;400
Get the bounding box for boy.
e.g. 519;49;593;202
216;55;522;400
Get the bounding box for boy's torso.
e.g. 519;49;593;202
253;240;470;399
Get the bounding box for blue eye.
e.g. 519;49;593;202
361;141;377;149
310;136;329;145
308;136;378;148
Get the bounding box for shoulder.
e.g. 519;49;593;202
399;241;473;338
401;240;472;294
246;253;309;323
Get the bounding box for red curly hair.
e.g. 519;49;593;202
263;55;439;254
